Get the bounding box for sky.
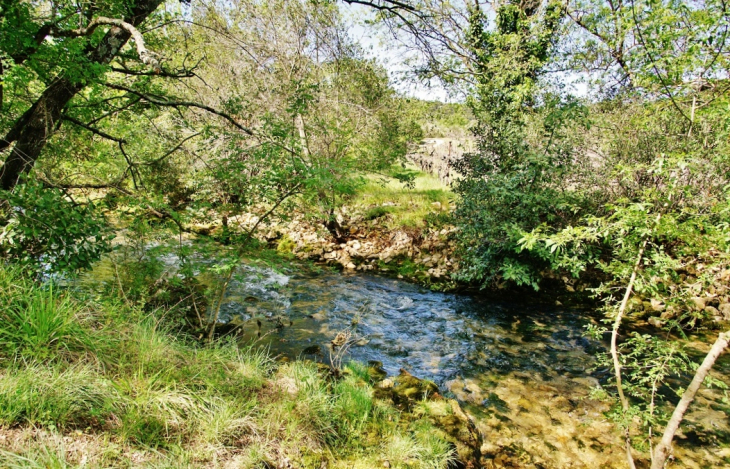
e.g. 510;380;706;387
339;3;454;102
338;3;590;102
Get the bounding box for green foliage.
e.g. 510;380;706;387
516;92;730;463
453;1;589;289
403;99;472;138
0;179;113;274
276;235;296;255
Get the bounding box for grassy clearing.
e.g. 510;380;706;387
0;266;454;468
351;168;454;230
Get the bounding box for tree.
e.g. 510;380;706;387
514;2;730;465
0;0;169;190
447;0;593;289
188;0;421;240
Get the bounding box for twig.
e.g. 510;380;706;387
611;236;647;469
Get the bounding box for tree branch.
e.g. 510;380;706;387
52;16;160;71
651;331;730;469
49;181;132;195
612;236;646;469
141;132;201;166
104;83;253;135
110;65;195;79
342;0;417;13
61;114;128;144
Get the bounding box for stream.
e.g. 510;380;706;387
84;245;730;468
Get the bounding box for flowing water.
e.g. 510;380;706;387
84;246;730;468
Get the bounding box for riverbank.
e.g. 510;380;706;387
0;266;481;468
175;170;462;291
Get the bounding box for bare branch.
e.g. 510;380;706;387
61;114;128;144
109;66;194;78
651;331;730;469
342;0;417;14
52;16;160;71
104;83;254;135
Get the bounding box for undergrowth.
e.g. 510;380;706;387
0;266;454;468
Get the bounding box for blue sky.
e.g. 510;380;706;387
340;3;454;102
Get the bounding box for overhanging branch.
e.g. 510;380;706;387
61;114;128;144
52;16;160;71
104;83;253;135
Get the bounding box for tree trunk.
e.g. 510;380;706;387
0;0;164;190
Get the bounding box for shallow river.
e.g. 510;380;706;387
85;248;730;468
216;262;730;468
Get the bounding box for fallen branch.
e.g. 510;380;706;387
651;330;730;469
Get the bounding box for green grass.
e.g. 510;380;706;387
0;270;93;360
0;265;454;468
352;168;454;230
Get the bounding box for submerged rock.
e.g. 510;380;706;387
389;369;441;408
301;345;322;356
373;370;482;468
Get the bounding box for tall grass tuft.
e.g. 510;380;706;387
0;268;91;360
0;445;72;469
332;374;373;439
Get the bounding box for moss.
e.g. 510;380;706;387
276;234;296;254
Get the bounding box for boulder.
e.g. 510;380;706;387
374;370;481;468
719;303;730;320
690;297;707;311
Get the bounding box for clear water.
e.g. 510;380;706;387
82;248;730;467
229;268;599;387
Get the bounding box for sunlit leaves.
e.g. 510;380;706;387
0;178;114;274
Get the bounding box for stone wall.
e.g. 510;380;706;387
407;137;473;185
202;210;460;284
